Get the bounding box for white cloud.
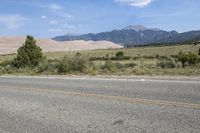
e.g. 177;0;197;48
18;1;63;11
48;4;63;11
48;28;63;32
67;15;72;19
64;24;76;29
115;0;153;7
42;3;72;19
48;24;77;33
50;20;58;24
19;2;72;20
0;14;27;29
29;2;63;11
53;11;72;19
41;15;47;19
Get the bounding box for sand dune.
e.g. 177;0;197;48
0;36;123;55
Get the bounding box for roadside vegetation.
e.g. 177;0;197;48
0;36;200;76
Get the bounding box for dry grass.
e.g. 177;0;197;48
45;44;198;59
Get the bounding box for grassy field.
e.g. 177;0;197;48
0;44;198;62
0;44;200;76
44;44;199;59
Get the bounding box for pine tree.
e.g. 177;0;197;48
13;35;42;68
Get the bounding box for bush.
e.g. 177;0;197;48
115;62;125;69
12;36;42;68
57;55;69;73
157;59;176;69
175;51;199;67
0;60;16;74
0;66;5;74
37;57;57;73
155;54;160;59
58;54;89;73
175;62;183;68
116;51;124;58
194;42;198;46
70;53;88;72
0;60;13;67
101;60;116;72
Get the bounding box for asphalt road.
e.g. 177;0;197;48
0;76;200;133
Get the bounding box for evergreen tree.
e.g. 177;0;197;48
13;35;42;68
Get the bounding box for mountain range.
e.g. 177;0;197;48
53;25;200;47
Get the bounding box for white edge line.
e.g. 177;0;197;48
0;76;200;84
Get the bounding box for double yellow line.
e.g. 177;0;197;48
2;87;200;109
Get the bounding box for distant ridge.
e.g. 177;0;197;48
53;25;200;46
123;25;148;31
123;25;160;32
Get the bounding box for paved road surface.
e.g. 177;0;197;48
0;76;200;133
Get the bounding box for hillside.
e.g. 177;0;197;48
53;25;200;46
0;36;122;55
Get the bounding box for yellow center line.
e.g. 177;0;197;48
1;86;200;109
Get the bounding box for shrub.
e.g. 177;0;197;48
0;60;13;67
194;42;198;46
186;53;199;65
2;64;17;74
131;65;151;75
57;55;71;73
70;53;88;72
155;54;160;59
0;60;15;74
0;66;5;74
37;57;57;73
157;59;176;69
175;62;183;68
116;51;124;58
115;62;125;69
175;51;199;67
12;36;42;68
58;54;89;73
101;60;115;72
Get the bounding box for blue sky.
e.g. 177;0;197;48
0;0;200;38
